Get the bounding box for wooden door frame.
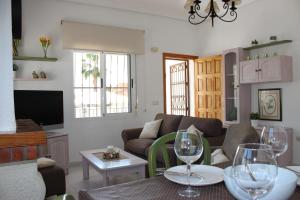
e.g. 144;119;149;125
162;53;198;114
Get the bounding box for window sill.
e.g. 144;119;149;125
74;111;138;121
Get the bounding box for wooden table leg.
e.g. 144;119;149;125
82;157;89;180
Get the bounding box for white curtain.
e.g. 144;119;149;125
62;20;145;54
0;0;16;133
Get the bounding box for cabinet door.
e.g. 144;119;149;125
48;136;69;173
259;57;281;82
240;60;259;83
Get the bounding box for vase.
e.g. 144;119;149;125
42;47;48;58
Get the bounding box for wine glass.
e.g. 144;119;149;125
260;125;288;158
174;130;203;198
232;143;278;200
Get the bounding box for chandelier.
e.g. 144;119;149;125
185;0;240;27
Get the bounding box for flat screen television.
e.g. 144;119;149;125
14;90;64;130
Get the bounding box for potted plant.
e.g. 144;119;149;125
13;64;19;79
250;112;260;127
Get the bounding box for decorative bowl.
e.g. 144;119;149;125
224;166;297;200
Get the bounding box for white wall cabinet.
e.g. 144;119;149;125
240;56;293;84
47;132;69;174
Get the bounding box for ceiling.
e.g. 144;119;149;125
62;0;259;20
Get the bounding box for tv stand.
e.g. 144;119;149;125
46;132;69;174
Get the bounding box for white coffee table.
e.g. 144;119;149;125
80;148;147;186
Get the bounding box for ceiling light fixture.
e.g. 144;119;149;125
186;0;240;27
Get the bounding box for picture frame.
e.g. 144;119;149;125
258;88;282;121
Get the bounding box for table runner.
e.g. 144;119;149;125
79;176;232;200
79;175;300;200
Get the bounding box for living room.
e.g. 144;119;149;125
0;0;300;199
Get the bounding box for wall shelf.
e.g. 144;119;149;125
13;56;58;62
243;40;292;50
14;78;49;81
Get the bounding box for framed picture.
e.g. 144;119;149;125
258;88;282;121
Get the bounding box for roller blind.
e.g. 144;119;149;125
62;21;145;54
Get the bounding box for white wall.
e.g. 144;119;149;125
16;0;199;162
196;0;300;164
0;0;16;133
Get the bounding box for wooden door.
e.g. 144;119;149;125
170;62;189;115
240;60;259;83
195;56;223;120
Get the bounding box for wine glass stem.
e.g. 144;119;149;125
187;164;191;190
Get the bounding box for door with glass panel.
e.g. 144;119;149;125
170;62;189;115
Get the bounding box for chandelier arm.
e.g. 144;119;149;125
193;3;210;19
188;13;211;25
215;10;237;22
214;2;230;19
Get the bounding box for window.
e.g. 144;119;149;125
73;52;133;118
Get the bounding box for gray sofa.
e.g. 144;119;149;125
122;113;226;161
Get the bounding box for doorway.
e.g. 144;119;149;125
163;53;198;116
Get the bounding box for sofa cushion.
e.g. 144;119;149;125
37;157;56;169
139;119;163;139
222;124;259;160
126;139;155;156
187;124;204;136
177;116;223;137
211;149;229;165
154;113;183;136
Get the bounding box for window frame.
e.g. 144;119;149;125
73;50;136;119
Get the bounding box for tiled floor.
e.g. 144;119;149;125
66;163;140;199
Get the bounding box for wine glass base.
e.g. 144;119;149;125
178;187;200;198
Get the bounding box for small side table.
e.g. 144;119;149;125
80;148;147;186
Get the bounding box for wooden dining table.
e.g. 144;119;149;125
79;161;300;200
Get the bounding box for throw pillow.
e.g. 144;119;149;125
211;149;229;165
139;119;163;139
187;124;204;136
37;157;56;169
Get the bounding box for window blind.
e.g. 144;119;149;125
62;20;145;54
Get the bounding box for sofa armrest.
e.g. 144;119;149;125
121;128;143;144
39;165;66;197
